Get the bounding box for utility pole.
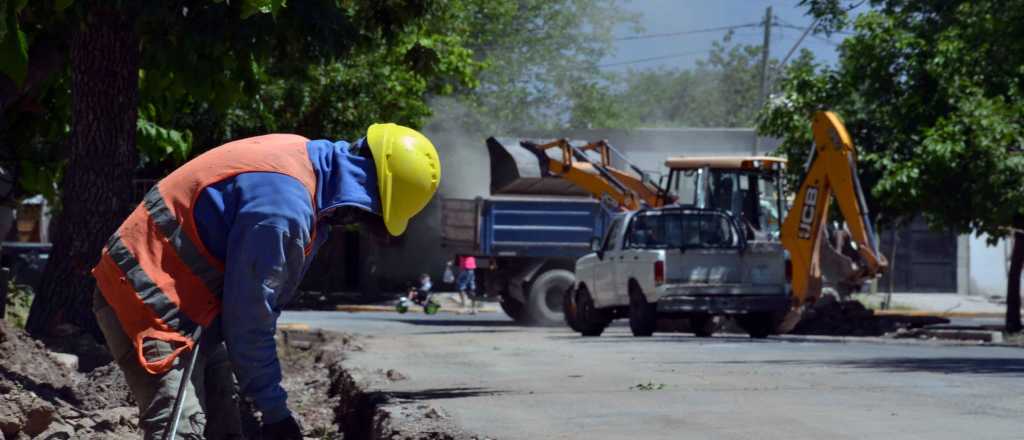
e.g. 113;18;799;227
755;6;772;154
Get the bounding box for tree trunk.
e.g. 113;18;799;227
26;7;139;337
1007;223;1024;334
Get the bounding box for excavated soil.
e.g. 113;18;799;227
0;320;136;439
1;321;471;439
790;295;948;336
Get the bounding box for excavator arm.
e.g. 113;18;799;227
780;111;889;328
521;138;666;211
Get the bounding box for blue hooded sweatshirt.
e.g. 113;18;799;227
191;138;379;423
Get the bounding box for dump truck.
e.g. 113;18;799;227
442;196;611;324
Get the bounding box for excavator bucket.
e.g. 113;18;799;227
486;137;590;196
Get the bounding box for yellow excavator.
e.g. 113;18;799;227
506;110;888;333
777;111;888;331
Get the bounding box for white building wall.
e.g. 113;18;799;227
966;234;1013;298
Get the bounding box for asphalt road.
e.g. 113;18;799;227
281;310;1024;440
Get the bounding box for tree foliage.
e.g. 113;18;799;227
603;33;778;128
759;0;1024;331
1;0;484;198
0;0;486;334
445;0;637;132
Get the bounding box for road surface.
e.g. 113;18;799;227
281;310;1024;440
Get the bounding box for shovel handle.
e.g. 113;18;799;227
162;327;203;440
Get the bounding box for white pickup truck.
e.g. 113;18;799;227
567;207;789;338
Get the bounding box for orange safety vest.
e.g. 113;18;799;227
92;134;319;374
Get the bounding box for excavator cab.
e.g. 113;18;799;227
663;157;787;241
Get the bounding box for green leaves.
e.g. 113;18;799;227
18;160;63;204
137;116;193;166
0;5;28;85
240;0;287;18
761;0;1024;238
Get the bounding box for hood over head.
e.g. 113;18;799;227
306;138;381;217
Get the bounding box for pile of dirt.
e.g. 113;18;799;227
791;295;882;336
790;295;948;336
1;320;461;439
76;364;134;410
0;320;136;439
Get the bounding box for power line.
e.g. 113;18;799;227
613;23;760;41
612;21;852;43
775;20;854;36
597;49;709;68
809;34;841;47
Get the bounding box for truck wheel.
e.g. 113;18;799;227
527;269;575;326
738;312;776;339
629;288;657;337
690;314;716;337
499;296;528;323
573;287;608;337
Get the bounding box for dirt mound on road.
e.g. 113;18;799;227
790;295;948;336
791;296;882;335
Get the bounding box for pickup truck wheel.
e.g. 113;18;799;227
690;314;715;337
574;287;607;337
563;287;582;332
527;269;575;326
629;290;657;337
499;296;528;323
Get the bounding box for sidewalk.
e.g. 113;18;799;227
854;292;1016;318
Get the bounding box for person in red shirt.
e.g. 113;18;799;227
456;255;477;311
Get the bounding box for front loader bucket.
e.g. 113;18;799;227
486;137;589;196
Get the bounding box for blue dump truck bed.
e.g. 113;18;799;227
441;197;611;259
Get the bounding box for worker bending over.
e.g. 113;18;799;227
91;125;440;439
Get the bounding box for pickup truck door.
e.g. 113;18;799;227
575;252;599;298
592;216;625;307
616;215;642;304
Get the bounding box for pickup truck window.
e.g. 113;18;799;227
602;217;624;252
626;210;740;249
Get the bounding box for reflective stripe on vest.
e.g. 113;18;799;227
92;134;318;374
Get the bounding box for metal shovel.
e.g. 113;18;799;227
162;327;203;440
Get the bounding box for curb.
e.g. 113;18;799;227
335;304;498;314
872;310;1005;318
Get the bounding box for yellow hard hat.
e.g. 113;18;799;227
366;123;441;236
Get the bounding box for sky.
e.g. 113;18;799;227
601;0;857;71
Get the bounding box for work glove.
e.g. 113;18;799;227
259;415;303;440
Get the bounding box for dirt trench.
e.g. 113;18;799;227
280;329;478;440
0;320;475;440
